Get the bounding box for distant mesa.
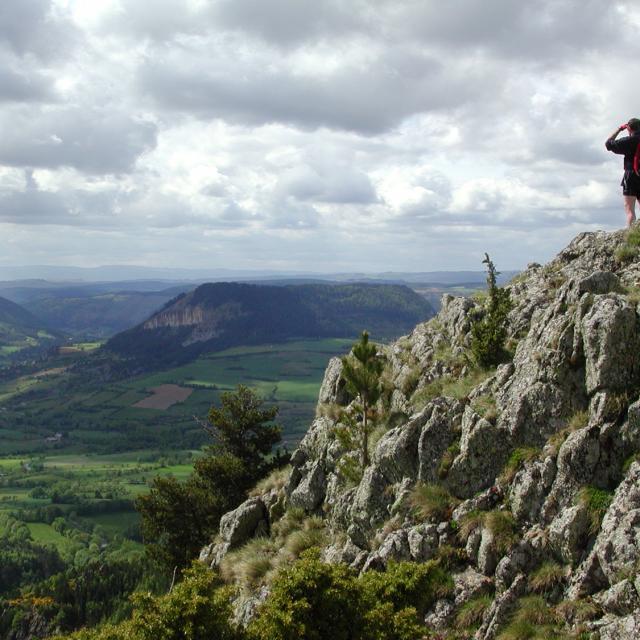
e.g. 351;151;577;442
106;282;435;369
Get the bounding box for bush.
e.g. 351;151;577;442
247;552;443;640
57;563;240;640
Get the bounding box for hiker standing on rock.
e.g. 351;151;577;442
606;118;640;227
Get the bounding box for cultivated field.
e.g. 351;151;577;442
133;384;193;409
0;337;354;454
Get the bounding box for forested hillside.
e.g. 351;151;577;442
106;282;434;369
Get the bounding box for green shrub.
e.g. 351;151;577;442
57;563;240;640
470;254;512;369
577;487;613;535
247;552;442;640
410;483;459;522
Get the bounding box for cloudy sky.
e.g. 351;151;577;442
1;0;638;274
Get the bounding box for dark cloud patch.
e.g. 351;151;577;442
0;107;157;174
212;0;358;47
138;47;489;134
276;163;378;204
0;0;80;60
396;0;621;60
0;58;56;103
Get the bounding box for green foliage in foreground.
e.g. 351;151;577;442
247;552;453;640
136;386;284;571
56;563;239;640
58;554;454;640
340;331;385;469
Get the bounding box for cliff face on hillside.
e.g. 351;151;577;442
105;282;435;368
201;230;640;639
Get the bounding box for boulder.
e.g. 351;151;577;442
593;579;640;616
581;295;640;394
509;456;556;523
548;504;590;566
288;459;326;511
219;497;268;548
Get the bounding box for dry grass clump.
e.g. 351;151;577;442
457;510;485;542
219;537;278;587
484;510;518;555
220;509;329;591
249;465;291;497
411;368;495;411
546;409;588;457
472;395;498;423
497;596;560;640
454;595;492;630
555;597;602;625
410;483;460;522
529;562;565;595
283;516;327;558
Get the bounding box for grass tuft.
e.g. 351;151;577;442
577;486;613;536
437;441;461;479
249;465;291;497
410;483;459;522
499;447;540;484
529;561;565;595
484;510;518;555
455;595;492;630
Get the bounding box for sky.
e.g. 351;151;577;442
1;0;639;274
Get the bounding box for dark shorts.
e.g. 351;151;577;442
622;171;640;197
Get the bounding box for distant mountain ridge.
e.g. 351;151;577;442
0;296;41;329
0;296;61;363
106;282;435;368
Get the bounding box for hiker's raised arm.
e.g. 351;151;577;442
606;124;628;149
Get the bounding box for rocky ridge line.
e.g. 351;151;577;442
201;229;640;639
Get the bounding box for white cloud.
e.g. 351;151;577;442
0;0;636;271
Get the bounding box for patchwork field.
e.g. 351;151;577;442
0;450;198;553
0;337;354;454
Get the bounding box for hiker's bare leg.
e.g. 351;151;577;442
624;196;636;227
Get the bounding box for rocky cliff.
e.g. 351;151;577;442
201;230;640;639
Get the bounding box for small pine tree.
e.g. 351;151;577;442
340;332;385;468
470;254;512;368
